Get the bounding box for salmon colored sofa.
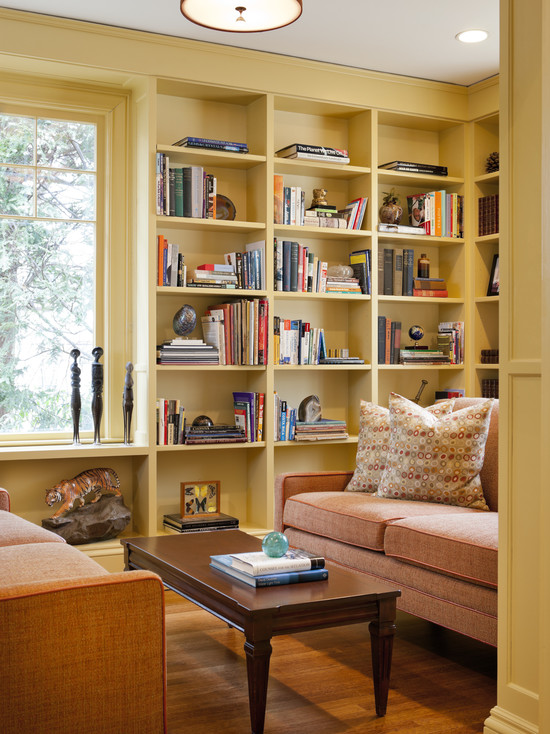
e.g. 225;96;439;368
275;398;499;646
0;488;167;734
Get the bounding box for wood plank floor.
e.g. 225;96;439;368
164;590;497;734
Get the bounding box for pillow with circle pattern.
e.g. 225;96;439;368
376;392;494;510
345;397;456;493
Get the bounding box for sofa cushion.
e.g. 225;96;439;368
377;393;494;510
283;491;480;552
0;542;108;592
0;510;66;547
345;398;455;493
384;513;498;588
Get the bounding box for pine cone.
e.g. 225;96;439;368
485;151;499;173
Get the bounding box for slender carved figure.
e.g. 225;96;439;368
412;379;428;404
70;349;81;445
123;362;134;444
91;346;104;444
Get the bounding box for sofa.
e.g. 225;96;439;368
275;397;499;647
0;488;167;734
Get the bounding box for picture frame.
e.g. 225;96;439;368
180;481;220;517
486;254;500;296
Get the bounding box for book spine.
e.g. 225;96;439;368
413;289;449;297
255;568;329;586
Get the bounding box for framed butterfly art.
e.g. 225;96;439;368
181;481;220;517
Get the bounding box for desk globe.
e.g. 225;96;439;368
262;531;289;558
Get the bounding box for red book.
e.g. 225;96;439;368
413;289;448;297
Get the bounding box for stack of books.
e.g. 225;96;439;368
302;209;348;229
163;512;239;533
275;143;350;164
209;547;328;587
184;423;247;445
379;160;448;176
172;136;248;153
325;275;362;294
294;419;349;441
413;277;448;297
399;349;451;365
156;339;219;365
478;194;499;236
188;263;238;289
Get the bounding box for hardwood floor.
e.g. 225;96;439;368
164;590;496;733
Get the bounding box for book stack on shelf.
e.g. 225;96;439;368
303;204;348;229
406;191;463;237
294;418;349;442
209;547;328;587
480;349;499;364
319;350;364;365
189;263;237;289
437;321;465;364
232;390;265;442
163;512;239;533
377;320;464;365
478;194;499;236
204;298;269;366
157;399;185;445
275;143;350;164
413;277;448;298
172;136;249;154
399;348;451;366
435;388;466;400
482;378;499;398
325;274;362;294
157;236;186;287
377;317;402;365
156;152;216;219
156;338;219;365
379;160;448;176
273;392;296;441
184;423;247;445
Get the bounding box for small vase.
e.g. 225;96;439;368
379;203;403;224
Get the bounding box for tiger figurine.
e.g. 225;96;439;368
45;468;122;519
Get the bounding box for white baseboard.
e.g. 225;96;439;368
484;706;538;734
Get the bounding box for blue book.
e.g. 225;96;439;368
210;554;329;587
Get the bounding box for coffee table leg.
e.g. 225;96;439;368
244;638;272;734
368;598;397;716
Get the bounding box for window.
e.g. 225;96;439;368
0;113;98;435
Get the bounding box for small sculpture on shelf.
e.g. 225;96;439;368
91;346;104;444
122;362;134;445
412;379;428;405
485;151;499;173
70;348;81;445
298;394;322;422
379;189;403;224
310;188;328;208
173;304;197;337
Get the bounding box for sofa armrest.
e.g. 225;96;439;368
274;471;353;532
0;570;166;734
0;488;10;512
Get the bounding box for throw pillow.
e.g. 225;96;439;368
345;397;455;493
377;393;494;510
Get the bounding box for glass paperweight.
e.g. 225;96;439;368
262;531;289;558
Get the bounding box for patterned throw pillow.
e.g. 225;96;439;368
345;397;455;493
377;393;494;510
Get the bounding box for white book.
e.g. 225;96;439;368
228;548;324;576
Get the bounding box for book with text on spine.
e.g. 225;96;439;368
210;554;329;587
229;547;325;576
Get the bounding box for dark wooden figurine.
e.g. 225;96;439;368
123;362;134;444
91;346;104;444
70;348;81;445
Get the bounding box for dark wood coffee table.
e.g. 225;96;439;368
122;530;400;734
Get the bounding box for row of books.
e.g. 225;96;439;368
481;378;499;398
172;136;249;154
156;399;186;445
156;153;216;219
233;391;265;442
157;236;186;287
163;511;240;534
407;191;464;237
202;298;269;366
273;317;327;365
379;160;448;176
478;194;499;236
480;349;499;364
273;393;297;441
157;339;219;366
377;319;464;365
275;143;350;164
378;248;448;297
209;546;328;587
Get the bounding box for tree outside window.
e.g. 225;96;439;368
0;114;96;434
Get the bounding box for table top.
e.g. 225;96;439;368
122;530;400;616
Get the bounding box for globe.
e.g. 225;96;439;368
262;531;289;558
173;304;197;336
408;325;425;342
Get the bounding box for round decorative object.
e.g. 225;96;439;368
192;415;213;427
409;325;425;342
262;531;289;558
298;394;322;422
379;202;403;224
327;264;354;278
215;194;236;221
173;304;197;336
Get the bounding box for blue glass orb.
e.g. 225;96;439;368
262;531;289;558
173;304;197;337
408;325;425;342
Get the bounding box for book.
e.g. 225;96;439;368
282;151;350;164
275;143;349;160
228;547;325;576
173;136;248;152
378;160;448;175
413;289;448;297
210;555;329;587
163;512;239;531
377;222;425;235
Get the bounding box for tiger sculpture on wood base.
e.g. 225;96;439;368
45;468;122;519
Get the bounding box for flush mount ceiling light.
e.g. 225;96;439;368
455;29;489;43
180;0;303;32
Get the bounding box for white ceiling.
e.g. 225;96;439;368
0;0;499;86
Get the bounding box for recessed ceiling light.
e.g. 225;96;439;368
456;29;489;43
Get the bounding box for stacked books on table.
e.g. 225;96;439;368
210;547;328;587
173;136;249;154
294;419;349;441
275;143;350;164
184;423;247;445
163;512;239;534
378;160;448;176
156;339;219;365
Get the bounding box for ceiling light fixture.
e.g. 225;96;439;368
180;0;303;32
455;29;489;44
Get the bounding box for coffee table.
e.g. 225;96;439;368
122;530;400;734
